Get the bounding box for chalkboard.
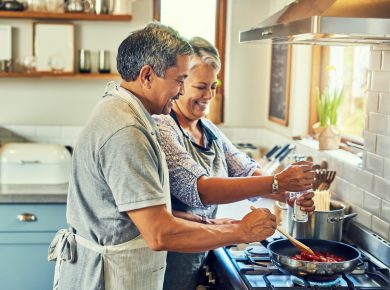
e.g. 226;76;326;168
268;44;291;126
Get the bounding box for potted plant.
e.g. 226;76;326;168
313;67;344;150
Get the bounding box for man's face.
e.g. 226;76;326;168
152;55;190;115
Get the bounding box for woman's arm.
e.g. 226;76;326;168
172;209;238;225
155;116;314;207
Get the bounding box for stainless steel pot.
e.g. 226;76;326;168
277;200;357;241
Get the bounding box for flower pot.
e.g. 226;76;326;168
318;126;341;150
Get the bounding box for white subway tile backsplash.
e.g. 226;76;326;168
61;126;83;138
333;177;347;201
346;183;364;208
3;125;36;140
372;216;390;240
355;168;374;192
384;158;390;181
36;126;61;138
365;152;384;176
370;71;390;92
382;51;390;71
364;191;382;215
368;112;387;135
378;93;390;114
343;163;357;183
377;135;390;158
381;200;390;223
363;131;376;153
369;50;382;71
352;206;372;229
0;125;83;146
367;92;379;113
386;124;390;139
374;176;390;200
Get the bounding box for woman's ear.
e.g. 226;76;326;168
139;65;153;89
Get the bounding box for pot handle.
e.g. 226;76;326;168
327;213;357;223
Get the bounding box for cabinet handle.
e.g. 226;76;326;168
17;213;37;222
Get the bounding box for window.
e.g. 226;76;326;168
310;46;370;144
327;46;369;141
153;0;226;123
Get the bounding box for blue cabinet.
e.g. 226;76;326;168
0;204;66;290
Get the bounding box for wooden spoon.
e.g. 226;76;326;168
250;206;315;255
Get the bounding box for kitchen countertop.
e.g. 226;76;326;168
0;183;68;203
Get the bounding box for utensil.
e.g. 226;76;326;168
276;225;315;255
250;206;315;255
258;145;280;167
268;238;361;280
318;170;336;190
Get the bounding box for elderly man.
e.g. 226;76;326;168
48;23;278;290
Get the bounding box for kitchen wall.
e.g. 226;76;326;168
0;0;152;125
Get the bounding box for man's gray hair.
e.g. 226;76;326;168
117;23;193;81
189;37;221;72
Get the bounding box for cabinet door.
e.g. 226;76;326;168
0;204;66;290
0;232;58;290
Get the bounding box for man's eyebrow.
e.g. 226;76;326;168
177;74;188;79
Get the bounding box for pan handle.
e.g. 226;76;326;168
327;213;357;223
356;259;365;268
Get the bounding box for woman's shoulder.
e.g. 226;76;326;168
201;118;223;138
152;114;177;129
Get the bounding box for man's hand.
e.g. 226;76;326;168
239;207;276;242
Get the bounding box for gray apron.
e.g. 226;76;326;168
163;113;229;290
48;83;171;290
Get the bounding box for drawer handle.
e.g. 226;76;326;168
17;213;37;222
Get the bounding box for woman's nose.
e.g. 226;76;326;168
204;88;214;99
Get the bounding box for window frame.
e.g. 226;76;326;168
153;0;227;123
309;46;365;150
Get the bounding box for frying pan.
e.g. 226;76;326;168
267;238;361;281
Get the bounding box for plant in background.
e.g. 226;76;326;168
314;65;344;150
316;85;344;127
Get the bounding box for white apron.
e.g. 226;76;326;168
48;82;171;290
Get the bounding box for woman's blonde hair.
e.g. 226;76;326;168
189;37;221;72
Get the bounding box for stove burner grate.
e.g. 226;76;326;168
291;275;342;288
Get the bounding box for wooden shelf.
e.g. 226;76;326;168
0;72;120;79
0;11;132;21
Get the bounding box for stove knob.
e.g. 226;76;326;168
203;265;211;276
208;273;215;285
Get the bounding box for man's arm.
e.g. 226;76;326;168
128;204;275;252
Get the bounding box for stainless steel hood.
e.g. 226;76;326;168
239;0;390;45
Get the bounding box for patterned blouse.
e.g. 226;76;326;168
153;113;260;208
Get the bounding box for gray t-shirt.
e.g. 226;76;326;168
61;91;167;289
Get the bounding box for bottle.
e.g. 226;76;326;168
291;191;308;222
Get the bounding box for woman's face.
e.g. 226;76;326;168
174;56;218;121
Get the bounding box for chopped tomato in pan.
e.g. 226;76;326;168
291;251;346;262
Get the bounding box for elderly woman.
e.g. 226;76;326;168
153;37;314;290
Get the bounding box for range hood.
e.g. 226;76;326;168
239;0;390;45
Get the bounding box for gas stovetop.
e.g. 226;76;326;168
208;233;390;290
222;239;390;290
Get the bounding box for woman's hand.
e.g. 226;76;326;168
277;161;315;193
287;190;315;214
239;207;276;242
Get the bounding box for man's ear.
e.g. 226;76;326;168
139;65;153;89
